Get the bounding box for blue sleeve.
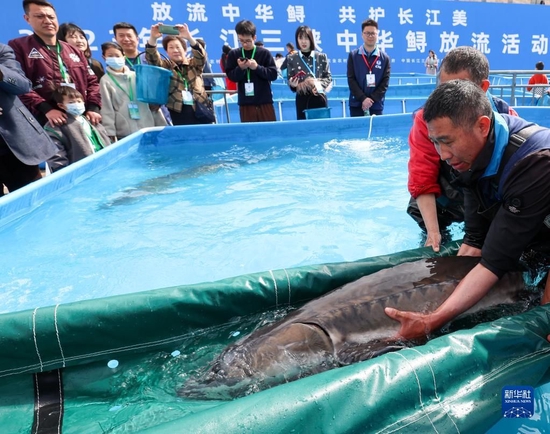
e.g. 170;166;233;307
0;42;32;95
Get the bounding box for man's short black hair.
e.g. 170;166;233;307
113;22;138;37
361;19;378;31
235;20;256;37
23;0;55;14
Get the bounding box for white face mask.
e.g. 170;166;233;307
65;102;86;116
105;57;126;69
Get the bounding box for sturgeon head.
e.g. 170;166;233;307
179;256;533;399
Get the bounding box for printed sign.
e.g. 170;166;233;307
3;0;550;75
502;386;534;419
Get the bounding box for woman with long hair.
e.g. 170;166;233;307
425;49;438;75
285;25;332;120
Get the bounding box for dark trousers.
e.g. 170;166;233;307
239;104;276;123
0;149;42;196
169;105;205;126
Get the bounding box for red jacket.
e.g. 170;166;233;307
408;102;518;199
8;34;101;119
407;109;442;199
220;54;237;92
527;73;548;92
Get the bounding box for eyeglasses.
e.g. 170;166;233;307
238;38;254;44
363;31;378;37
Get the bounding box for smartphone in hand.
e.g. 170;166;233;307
293;70;307;81
158;25;179;35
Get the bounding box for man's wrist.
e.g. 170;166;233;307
426;310;446;333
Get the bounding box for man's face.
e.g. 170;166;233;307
237;34;256;50
361;26;378;50
24;4;58;40
427;116;489;172
115;28;139;54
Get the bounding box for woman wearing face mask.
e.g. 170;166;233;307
286;25;332;120
146;23;212;125
44;85;111;172
99;42;166;142
58;23;105;81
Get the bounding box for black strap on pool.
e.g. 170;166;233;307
32;369;64;434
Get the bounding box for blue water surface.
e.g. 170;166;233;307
0;133;424;313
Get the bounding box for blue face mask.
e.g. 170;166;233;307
105;57;126;69
65;102;86;116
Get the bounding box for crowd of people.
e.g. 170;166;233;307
1;0;396;194
2;1;550;340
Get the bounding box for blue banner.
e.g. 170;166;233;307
1;0;549;75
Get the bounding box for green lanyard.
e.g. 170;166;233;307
241;45;257;82
125;55;141;68
81;117;104;152
175;66;189;90
47;42;69;83
106;71;134;101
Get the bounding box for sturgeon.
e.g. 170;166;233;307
179;256;535;399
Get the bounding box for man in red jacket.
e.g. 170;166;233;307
8;0;101;126
407;46;517;252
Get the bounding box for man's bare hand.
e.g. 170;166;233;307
45;109;68;126
384;307;433;340
85;111;102;125
425;230;442;252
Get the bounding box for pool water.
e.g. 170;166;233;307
57;307;293;432
0;134;426;313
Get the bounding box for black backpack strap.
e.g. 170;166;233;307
503;124;544;161
495;124;545;197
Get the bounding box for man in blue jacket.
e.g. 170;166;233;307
386;80;550;338
0;42;57;195
347;19;391;116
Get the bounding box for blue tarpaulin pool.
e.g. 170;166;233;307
0;112;549;432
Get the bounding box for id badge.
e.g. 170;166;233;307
245;82;255;97
128;102;141;120
366;73;376;87
314;80;324;94
182;90;194;105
